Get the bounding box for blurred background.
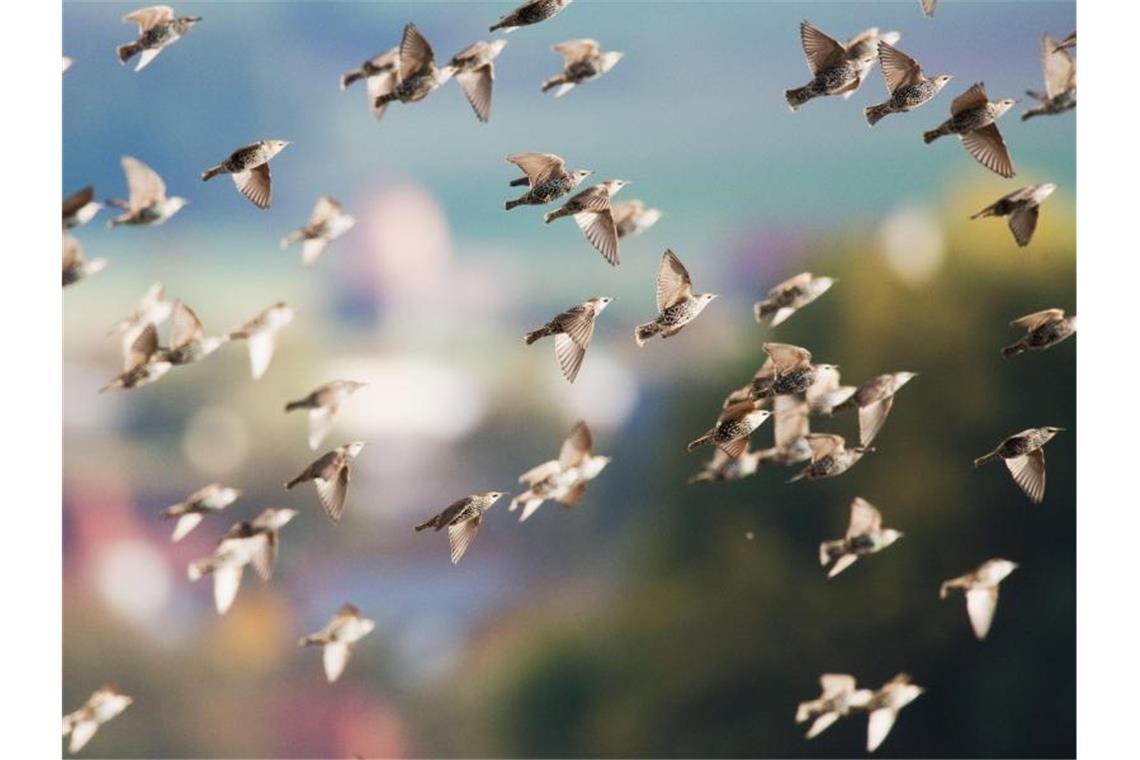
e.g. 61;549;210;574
63;1;1075;757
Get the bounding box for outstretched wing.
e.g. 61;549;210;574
399;23;435;79
878;41;923;93
506;152;565;185
800;21;846;75
122;155;167;210
123;5;174;32
961;123;1014;178
656;249;693;311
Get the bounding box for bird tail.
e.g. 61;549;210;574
543;207;570;223
187;558;213;581
98;378;122;393
373;92;395;109
1002;341;1027;359
819;540;844;567
634;320;660;347
753;300;775;322
541;75;565;93
687;431;715;452
489;20;507;32
280;231;303;249
784;86;813;112
795;700;818;724
864;102;892;126
117;42;141;64
923;126;947;144
939;580;959;600
508;176;530;188
505;197;525;211
284;399;307;412
340;70;364;90
414;516;440;532
201;165;224;182
1020;106;1044;122
524;325;553;345
284;474;304;490
1025;89;1047;102
297;633;328;647
688;470;714;484
973;451;999;467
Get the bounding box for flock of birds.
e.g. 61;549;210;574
61;0;1076;755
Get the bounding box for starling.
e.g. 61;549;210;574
805;365;856;416
504;152;592;210
155;300;228;366
108;282;173;363
970;183;1056;247
372;24;455;114
228;302;295;380
1023;35;1076;121
449;39;508;122
285;379;368;450
1054;32;1076;53
107;156;187;228
748;342;835;400
541;39;623;97
795;674;873;740
864;42;953;125
415;491;507;564
834;371;918;447
62;235;107;288
544;180;629;265
688;444;767;484
63;186;103;230
612;200;663;239
99;323;172;392
819;497;903;578
116;5;200;72
688;401;772;458
974;426;1063;503
62;685;133;755
923;83;1016;177
635;249;718;345
298;603;376;683
940;558;1018;640
490;0;573;33
524;296;613;382
1002;308;1076;358
201;140;290;209
753;272;836;327
280;196;357;267
285;442;367;523
510;421;610;521
161;483;242;542
865;674;924;753
784;21;876;111
788;433;872;483
919;0;938;17
341;47;400;119
187;508;298;615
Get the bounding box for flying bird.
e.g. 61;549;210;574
864;42;953;125
753;272;835;327
415;491;507;564
1023;34;1076;121
785;21;876;111
543;180;629;265
919;0;938;17
819;497;903;578
688;401;772;458
228;302;295;379
341;47;400;119
449;39;508;121
749;343;836;400
789;433;872;483
62;685;133;755
161;483;242;542
99;323;172;392
280;196;356;267
187;508;298;614
510;421;610;521
108;283;172;362
524;296;613;382
1002;308;1076;358
63;186;103;230
116;5;200;72
834;372;918;447
285;380;369;450
795;674;873;740
541;39;623;97
635;250;718;345
298;604;376;682
865;674;924;753
688;444;769;484
107;156;187;228
155;301;228;366
490;0;573;32
372;24;455;115
504;152;592;210
62;235;107;288
970;183;1056;246
842;28;901;92
940;558;1018;640
285;442;367;522
201;140;290;209
974;426;1063;503
924;83;1016;177
612;200;662;239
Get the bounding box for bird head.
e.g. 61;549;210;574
880;528;904;547
581;455;611;478
993;98;1017;117
257;508;299;530
217;487;243;504
1033;183;1058;202
893;371;919;388
1042;426;1065;436
599;51;625;73
697;293;719;305
487;39;509;56
590;296;614;312
264;140;291;157
984;558;1019;583
166;196;189;215
483;491;508;506
570;169;594;187
932;74;954;92
344;441;367;458
602;179;630;195
816;363;839;373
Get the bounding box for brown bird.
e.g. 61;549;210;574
541;39;623;97
510;421;610;521
795;674;873;740
62;235;107;288
634;250;718;345
866;674;924;753
280;196;356;266
372;24;455;115
489;0;572;33
688;444;769;484
864;42;953;125
298;603;376;682
974;427;1063;503
612;200;662;239
753;272;835;327
201;140;290;208
1002;308;1076;358
99;323;172;392
155;300;228;367
923;83;1016;177
805;365;856;416
1023;35;1076;121
834;372;918;446
161;483;242;542
285;442;367;522
449;39;508;121
341;47;400;119
107;156;187;228
116;5;200;72
789;433;872;483
228;302;295;379
524;297;613;382
970;183;1056;247
504;152;592;210
187;508;297;614
415;491;507;564
819;497;903;578
688;401;773;458
785;21;877;110
63;186;103;229
749;343;835;400
940;558;1018;640
285;380;369;450
543;180;629;265
62;685;133;754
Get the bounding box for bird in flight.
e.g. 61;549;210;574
524;297;613;383
285;442;367;523
201;140;290;209
298;604;376;683
974;426;1063;503
970;183;1056;247
161;483;242;542
285;380;369;450
62;685;133;755
541;39;623;97
796;674;873;740
280;196;356;267
543;180;629;265
490;0;573;33
864;41;952;125
785;21;877;111
116;5;200;72
1002;308;1076;358
924;83;1016;177
753;272;835;327
819;497;903;578
1023;34;1076;121
415;491;507;564
635;250;718;345
107;156;187;228
940;558;1019;640
372;24;456;116
510;421;610;522
448;39;508;122
187;508;298;615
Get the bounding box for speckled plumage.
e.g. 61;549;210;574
490;0;572;32
1002;308;1075;357
117;7;201;72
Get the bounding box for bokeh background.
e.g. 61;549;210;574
63;1;1075;757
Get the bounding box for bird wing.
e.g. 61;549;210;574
774;396;809;451
820;673;856;697
399;23;435;79
121;155;167;210
1007;204;1040;247
249;533;276;581
763;342;812;372
506;152;565;185
806;433;845;460
246;331;277;380
367;69;398;119
553;38;600;66
309;196;342;227
213;563;244;614
1005;449;1046;503
559;421;593;469
718;437;749;459
457;65;494;122
301;238;330;267
799;21;846;75
315;466;350;522
1010;308;1064;331
554;334;587;383
447;515;480;564
965;586;1000;639
127;322;160;370
806;712;840;740
323;642;352;682
960;123;1014;178
63;185;95;219
63;234;81;269
232;163;272;208
656;249;694;311
858;395;895;447
877;41;923;93
123;5;174;32
518;460;561;486
770;271;813;296
307;405;337;450
610;199;644;227
169;300;205;349
574;208;620;265
847;497;882;538
557;304;598;350
950;82;989;116
921;0;939;16
67;719;100;754
1041;34;1076;99
866;707;898;753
